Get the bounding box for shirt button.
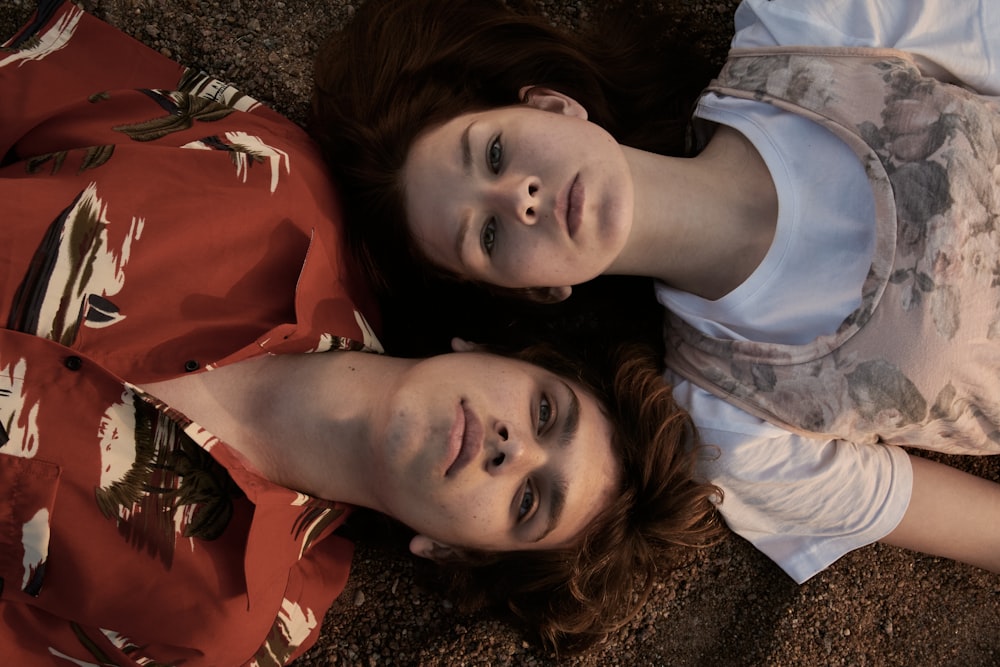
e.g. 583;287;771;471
184;360;200;372
64;356;83;371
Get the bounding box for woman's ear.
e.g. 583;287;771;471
524;285;573;303
518;86;588;120
409;534;458;561
450;337;481;353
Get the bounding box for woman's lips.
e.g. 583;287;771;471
566;174;584;238
445;401;483;476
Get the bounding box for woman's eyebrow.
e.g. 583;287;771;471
461;121;474;174
454;212;471;262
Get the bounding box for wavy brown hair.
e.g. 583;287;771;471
310;0;714;298
432;341;723;654
313;4;723;648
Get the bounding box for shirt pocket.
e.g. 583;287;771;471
0;454;61;598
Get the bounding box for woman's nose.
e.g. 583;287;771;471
494;175;540;225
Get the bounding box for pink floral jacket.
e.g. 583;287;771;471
665;47;1000;455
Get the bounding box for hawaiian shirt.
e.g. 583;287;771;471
1;2;381;664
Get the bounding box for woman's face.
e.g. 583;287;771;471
402;90;634;297
368;342;619;556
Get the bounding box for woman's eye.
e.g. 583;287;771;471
537;395;552;433
518;480;536;520
487;135;503;174
482;218;497;255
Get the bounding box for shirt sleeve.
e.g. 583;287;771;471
674;376;913;583
732;0;1000;94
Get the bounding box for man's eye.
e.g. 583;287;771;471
482;218;497;255
518;480;536;520
487;135;503;174
537;395;552;433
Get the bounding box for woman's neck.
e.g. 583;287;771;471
611;125;778;300
140;352;409;510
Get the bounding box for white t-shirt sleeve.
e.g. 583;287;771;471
674;376;913;583
733;0;1000;94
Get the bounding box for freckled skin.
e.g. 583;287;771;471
368;350;618;553
404;92;634;292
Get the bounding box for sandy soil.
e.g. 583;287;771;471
2;1;998;665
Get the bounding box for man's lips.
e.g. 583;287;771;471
445;400;483;476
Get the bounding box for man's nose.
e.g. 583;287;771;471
485;422;537;474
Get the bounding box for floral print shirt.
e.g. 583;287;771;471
1;2;380;665
665;46;1000;456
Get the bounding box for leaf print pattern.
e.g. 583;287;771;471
354;310;384;353
112;90;236;142
25;151;67;175
181;132;290;193
861;70;995;316
0;355;53;595
251;599;318;667
7;183;142;344
176;67;263;113
94;390;144;497
3;4;360;661
290;495;345;558
67;623;116;666
0;356;41;458
59;623;179;667
710;352;856;436
25;145;115;176
101;629;178;667
0;3;82;69
20;508;49;596
844;359;927;426
95;392;244;567
310;332;370;354
665;50;1000;455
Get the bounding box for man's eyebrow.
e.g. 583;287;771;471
530;382;580;543
532;474;567;544
558;381;581;449
461;121;473;174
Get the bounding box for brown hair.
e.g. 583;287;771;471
430;340;723;654
310;0;714;297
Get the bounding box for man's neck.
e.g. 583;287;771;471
140;351;410;510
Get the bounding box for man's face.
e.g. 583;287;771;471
368;343;619;556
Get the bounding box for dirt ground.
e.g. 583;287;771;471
2;1;998;665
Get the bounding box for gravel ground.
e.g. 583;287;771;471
2;1;998;666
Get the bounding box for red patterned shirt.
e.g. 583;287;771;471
1;3;380;664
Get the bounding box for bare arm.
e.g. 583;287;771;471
880;454;1000;573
